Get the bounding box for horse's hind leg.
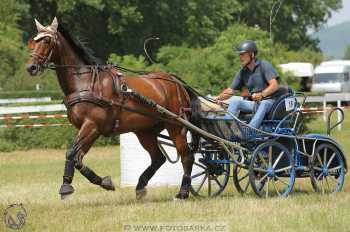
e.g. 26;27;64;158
134;130;166;200
166;126;194;200
59;121;115;199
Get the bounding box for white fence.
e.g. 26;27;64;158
0;104;66;115
0;99;67;128
0;97;52;105
298;93;350;131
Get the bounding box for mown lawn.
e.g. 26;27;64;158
0;110;349;232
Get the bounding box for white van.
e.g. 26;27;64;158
312;60;350;93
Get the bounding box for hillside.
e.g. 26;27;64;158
313;21;350;58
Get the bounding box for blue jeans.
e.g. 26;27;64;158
224;98;274;128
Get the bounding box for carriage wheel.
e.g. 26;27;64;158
310;143;345;194
249;141;295;198
232;164;250;194
232;150;251;194
190;150;230;197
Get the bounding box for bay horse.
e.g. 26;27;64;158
26;17;200;200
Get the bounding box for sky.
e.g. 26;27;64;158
327;0;350;26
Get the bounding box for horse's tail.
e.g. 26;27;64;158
187;89;202;153
169;73;202;153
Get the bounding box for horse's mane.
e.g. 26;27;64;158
58;25;101;65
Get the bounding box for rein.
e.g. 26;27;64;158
46;63;201;87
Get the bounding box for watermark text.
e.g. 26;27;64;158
122;222;228;232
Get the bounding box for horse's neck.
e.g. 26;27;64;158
52;36;90;96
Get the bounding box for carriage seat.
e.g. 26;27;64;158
266;87;295;120
199;87;297;141
238;86;295;122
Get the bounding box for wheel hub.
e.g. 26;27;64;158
267;167;275;177
322;165;329;177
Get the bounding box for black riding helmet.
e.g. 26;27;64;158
236;40;258;56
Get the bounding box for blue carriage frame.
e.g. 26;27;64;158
188;88;347;198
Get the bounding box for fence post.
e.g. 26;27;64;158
323;98;327;122
337;100;342;131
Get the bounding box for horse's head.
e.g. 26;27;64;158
26;17;59;76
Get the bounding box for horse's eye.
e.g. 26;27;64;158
43;37;51;44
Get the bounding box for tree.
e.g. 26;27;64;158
0;0;337;92
20;0;241;59
19;0;341;60
151;24;323;94
343;45;350;60
236;0;342;51
0;0;59;91
0;0;28;88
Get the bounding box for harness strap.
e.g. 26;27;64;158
64;68;188;134
109;68;125;96
64;89;183;129
64;90;112;109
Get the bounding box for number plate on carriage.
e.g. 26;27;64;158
285;97;296;111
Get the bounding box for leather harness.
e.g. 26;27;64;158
62;65;192;135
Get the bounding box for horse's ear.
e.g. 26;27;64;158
28;37;35;50
50;17;58;32
35;18;46;32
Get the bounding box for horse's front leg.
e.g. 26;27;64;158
59;121;115;199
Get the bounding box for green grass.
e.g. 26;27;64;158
0;111;349;232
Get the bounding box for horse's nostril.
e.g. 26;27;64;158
26;64;38;74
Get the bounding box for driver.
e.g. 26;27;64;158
215;40;280;129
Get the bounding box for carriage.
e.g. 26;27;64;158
157;87;347;198
27;17;347;200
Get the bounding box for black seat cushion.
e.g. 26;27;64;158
266;87;295;120
268;86;293;99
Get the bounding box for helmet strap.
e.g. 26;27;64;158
245;52;255;67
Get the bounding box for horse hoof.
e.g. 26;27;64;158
136;189;147;200
61;193;73;200
101;176;115;191
174;192;189;200
59;184;74;200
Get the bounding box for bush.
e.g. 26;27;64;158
0;122;119;152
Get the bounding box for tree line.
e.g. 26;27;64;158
0;0;342;94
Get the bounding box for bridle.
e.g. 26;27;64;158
30;32;58;72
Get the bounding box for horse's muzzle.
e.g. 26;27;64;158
26;63;40;76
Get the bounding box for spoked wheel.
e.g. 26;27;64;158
249;141;295;198
310;143;345;194
232;148;251;194
232;164;250;194
232;150;251;194
190;150;230;197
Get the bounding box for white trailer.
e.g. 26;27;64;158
312;60;350;93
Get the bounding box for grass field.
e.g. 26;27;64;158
0;111;350;232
